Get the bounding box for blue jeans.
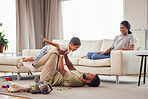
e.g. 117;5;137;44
34;46;48;61
86;51;110;60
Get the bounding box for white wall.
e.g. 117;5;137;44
124;0;147;49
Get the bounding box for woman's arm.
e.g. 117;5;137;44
41;35;59;48
96;48;113;55
118;44;134;50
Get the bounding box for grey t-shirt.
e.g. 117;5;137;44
110;34;135;50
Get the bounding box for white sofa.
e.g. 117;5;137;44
0;39;147;84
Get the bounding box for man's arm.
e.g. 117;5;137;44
58;56;67;76
64;54;76;70
41;35;59;48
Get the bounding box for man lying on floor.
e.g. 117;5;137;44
50;54;100;87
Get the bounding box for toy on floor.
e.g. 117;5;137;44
5;84;9;88
1;84;9;88
56;88;62;91
1;85;5;88
55;87;72;91
68;87;72;89
5;76;12;81
64;88;68;90
26;76;53;94
7;82;30;92
6;87;8;91
30;85;34;88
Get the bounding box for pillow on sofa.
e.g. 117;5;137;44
100;39;113;52
72;40;103;58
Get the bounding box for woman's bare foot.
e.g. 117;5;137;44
81;56;86;59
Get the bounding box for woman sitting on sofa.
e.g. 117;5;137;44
82;20;135;60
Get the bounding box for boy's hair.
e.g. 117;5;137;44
69;37;81;46
88;75;100;87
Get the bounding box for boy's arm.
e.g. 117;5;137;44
41;35;59;48
58;56;67;76
64;54;76;70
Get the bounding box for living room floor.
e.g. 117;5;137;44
0;73;148;99
0;94;29;99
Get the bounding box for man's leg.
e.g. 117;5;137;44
33;52;53;68
40;53;58;82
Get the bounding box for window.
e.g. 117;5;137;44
62;0;123;40
0;0;16;52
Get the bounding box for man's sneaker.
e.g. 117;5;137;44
16;58;24;68
23;62;36;72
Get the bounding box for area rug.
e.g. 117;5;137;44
0;75;148;99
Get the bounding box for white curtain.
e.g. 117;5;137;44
16;0;63;53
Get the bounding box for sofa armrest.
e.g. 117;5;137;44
22;49;41;57
111;50;148;75
137;46;143;50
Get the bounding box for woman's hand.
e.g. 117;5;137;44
81;56;86;59
95;53;104;55
41;35;47;42
118;47;125;50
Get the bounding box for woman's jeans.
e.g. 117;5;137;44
86;51;110;60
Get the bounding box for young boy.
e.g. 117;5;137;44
17;35;81;72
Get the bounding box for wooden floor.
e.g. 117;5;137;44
0;94;31;99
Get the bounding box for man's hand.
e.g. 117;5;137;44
41;35;47;42
80;77;90;84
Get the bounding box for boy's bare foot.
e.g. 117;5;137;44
16;58;24;68
81;56;86;59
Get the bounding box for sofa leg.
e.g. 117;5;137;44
116;75;119;84
17;73;21;80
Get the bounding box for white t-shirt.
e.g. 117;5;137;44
46;44;71;55
110;34;135;50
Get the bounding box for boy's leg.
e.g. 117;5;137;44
40;53;59;82
33;52;53;68
33;46;48;61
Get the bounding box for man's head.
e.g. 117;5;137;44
80;73;100;87
69;37;81;51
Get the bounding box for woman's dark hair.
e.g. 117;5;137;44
69;37;81;46
121;21;132;34
88;75;100;87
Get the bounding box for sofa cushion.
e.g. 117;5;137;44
65;57;79;65
72;40;103;58
79;58;110;67
0;57;23;65
22;49;41;57
64;65;111;75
